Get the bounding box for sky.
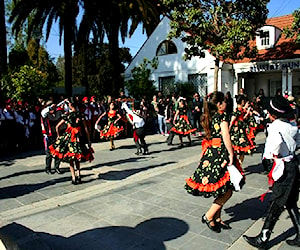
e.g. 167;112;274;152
44;0;300;61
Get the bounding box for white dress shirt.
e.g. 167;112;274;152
263;119;300;159
121;102;145;128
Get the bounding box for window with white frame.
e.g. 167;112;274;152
156;41;177;56
260;30;270;46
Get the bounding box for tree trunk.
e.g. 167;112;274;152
214;58;220;91
83;45;89;96
64;21;73;98
108;20;121;98
0;0;7;78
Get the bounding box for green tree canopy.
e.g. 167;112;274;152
125;57;158;100
73;42;131;98
163;0;269;90
284;8;300;44
1;65;52;103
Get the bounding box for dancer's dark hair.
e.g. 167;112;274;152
201;91;225;140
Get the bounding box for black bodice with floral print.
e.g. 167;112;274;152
230;107;256;155
170;107;196;136
185;112;235;198
49;111;94;163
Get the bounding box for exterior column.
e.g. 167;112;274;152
282;70;287;93
241;77;245;89
287;68;292;94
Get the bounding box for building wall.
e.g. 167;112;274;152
125;17;300;100
124;17;234;97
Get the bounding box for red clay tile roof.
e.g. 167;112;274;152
233;14;300;64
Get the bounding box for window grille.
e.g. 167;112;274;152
260;31;270;46
159;76;175;96
188;73;208;97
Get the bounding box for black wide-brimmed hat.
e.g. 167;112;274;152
264;95;295;118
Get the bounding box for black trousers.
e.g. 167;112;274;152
45;136;61;170
263;159;299;230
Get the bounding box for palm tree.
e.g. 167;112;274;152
0;0;7;77
9;0;79;97
77;0;163;97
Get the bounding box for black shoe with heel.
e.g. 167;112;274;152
76;176;82;184
45;169;51;174
216;220;231;230
202;214;221;233
55;168;63;174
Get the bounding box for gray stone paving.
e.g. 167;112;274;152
0;132;299;249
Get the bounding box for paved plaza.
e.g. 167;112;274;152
0;132;299;249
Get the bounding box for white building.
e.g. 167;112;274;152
124;15;300;99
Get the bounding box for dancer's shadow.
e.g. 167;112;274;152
0;173;93;199
87;156;156;171
253;143;265;155
150;141;201;154
98;161;176;181
0;168;47;181
117;144;136;150
268;227;295;249
224;194;271;224
0;217;189;250
244;163;265;175
0;149;44;164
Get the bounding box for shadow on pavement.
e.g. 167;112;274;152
0;168;47;181
0;217;189;250
253;143;265;155
0;177;72;199
224;194;271;224
88;156;156;170
98;161;176;181
0;150;44;164
268;227;295;249
244;163;265;175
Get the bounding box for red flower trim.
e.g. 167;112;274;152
170;127;197;135
100;124;124;138
232;144;255;153
49;146;94;162
185;171;231;193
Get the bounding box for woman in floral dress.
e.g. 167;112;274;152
95;102;123;150
170;98;196;147
50;99;94;185
185;91;242;233
229;94;256;166
244;100;259;145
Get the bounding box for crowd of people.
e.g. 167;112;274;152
1;87;300;248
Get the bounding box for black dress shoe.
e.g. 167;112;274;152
202;214;221;233
55;168;63;174
286;237;300;247
216;220;232;229
71;179;77;185
76;176;82;184
243;234;268;249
